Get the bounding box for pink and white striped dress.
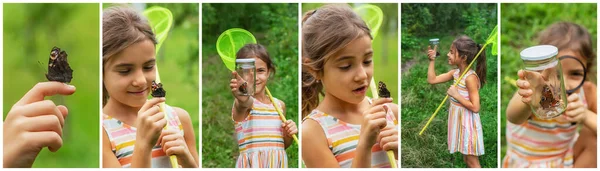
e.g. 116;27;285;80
233;97;288;168
303;101;398;168
448;69;485;156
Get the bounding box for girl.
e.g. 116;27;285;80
229;44;298;168
504;22;597;168
101;6;198;168
4;82;75;168
426;35;487;168
301;4;398;168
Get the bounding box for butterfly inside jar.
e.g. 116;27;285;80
539;84;560;109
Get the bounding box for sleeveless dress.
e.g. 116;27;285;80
102;104;184;168
234;97;288;168
303;99;398;168
502;89;587;168
448;69;485;156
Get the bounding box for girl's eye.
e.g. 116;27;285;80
363;59;373;65
143;65;154;70
117;69;130;74
339;64;351;70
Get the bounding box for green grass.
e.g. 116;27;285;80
3;3;99;168
500;3;597;162
401;34;498;168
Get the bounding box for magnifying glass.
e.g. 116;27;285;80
558;55;586;125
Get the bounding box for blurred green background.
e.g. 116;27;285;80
3;3;99;168
302;3;399;104
400;3;498;168
202;3;299;168
500;3;597;162
103;2;200;159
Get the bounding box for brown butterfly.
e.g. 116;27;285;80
151;80;166;97
46;47;73;83
378;81;391;98
539;85;559;109
239;82;248;94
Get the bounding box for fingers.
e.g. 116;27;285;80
517;88;533;98
371;98;393;108
160;130;182;149
20;100;65;127
16;82;76;106
367;112;388;130
139;98;165;114
56;105;69;118
24;115;63;137
517;70;525;80
282;120;298;136
27;131;63;152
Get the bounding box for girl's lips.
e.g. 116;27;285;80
128;89;147;96
352;86;367;95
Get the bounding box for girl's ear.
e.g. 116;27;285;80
302;57;322;80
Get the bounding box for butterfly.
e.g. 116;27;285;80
378;81;391;98
539;84;559;109
46;47;73;83
239;82;248;94
151;80;166;97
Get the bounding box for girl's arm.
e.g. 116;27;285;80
582;82;597;133
506;70;534;124
427;64;455;84
174;107;200;167
448;75;481;113
280;102;293;148
102;131;122;168
302;120;341;167
231;72;253;121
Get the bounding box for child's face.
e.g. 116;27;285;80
558;50;587;91
254;56;269;94
321;35;373;104
447;45;464;66
103;39;156;108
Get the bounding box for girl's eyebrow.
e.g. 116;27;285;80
335;56;355;62
364;50;373;57
114;59;155;68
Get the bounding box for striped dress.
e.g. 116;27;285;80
303;103;398;168
234;97;288;168
102;104;183;168
448;69;485;156
502;89;587;168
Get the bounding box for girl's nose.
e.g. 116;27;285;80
354;65;368;82
131;70;147;87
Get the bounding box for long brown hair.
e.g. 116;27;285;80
538;22;596;77
301;4;372;118
102;5;157;106
452;35;487;87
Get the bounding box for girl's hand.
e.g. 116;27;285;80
377;123;398;158
360;98;393;147
447;85;459;98
427;46;437;61
281;120;298;138
158;129;196;168
230;71;250;103
134;98;167;149
3;82;75;168
516;70;534;104
563;93;587;123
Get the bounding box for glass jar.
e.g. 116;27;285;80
235;58;256;96
429;38;440;57
520;45;567;119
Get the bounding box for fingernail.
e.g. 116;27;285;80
64;83;76;90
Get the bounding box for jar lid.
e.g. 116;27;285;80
235;58;255;63
429;38;439;42
520;45;558;61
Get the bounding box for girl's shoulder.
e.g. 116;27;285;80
583;81;597;112
169;105;192;123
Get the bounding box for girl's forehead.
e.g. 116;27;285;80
106;40;156;66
